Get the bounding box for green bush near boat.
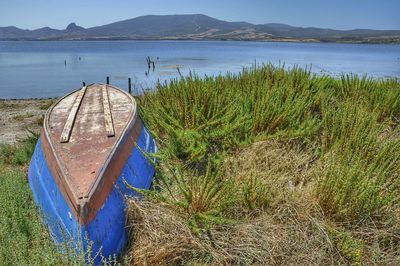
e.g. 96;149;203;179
0;137;84;265
1;64;399;265
140;65;400;223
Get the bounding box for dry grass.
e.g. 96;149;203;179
13;112;34;121
125;198;348;265
125;200;204;265
125;201;400;265
344;224;400;265
125;133;399;265
204;202;340;265
225;140;317;193
125;141;337;265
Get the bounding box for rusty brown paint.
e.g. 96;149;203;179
41;129;81;218
83;119;142;223
41;83;141;225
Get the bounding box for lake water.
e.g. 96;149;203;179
0;40;399;99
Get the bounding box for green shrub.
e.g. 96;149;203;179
139;73;250;163
249;66;321;138
327;225;364;265
317;101;400;222
240;174;270;212
321;100;382;153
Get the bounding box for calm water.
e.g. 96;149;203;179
0;40;399;99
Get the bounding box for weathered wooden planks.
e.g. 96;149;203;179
60;86;87;143
47;83;136;217
102;85;115;137
30;83;155;263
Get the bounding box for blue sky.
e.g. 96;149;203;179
1;0;399;30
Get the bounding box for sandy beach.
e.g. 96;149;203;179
0;99;54;144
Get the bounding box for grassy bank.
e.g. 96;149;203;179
1;64;399;265
0;136;85;265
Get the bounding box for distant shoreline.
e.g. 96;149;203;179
1;75;399;101
2;14;399;45
0;97;57;101
1;38;399;45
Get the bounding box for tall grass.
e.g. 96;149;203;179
247;66;322;138
335;75;400;120
0;133;38;165
138;65;400;222
1;64;400;265
139;64;326;164
139;74;250;164
153;158;271;227
318;99;400;223
135;64;400;264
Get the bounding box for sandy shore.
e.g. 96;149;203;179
0;99;54;144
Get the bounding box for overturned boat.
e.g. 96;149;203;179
28;83;156;263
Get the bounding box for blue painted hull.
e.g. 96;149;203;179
28;121;156;264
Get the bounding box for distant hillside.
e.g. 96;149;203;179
1;14;399;43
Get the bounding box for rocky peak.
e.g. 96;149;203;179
65;23;85;32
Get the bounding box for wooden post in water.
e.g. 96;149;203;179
128;78;132;94
106;76;110;85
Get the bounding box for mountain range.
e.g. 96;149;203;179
1;14;399;43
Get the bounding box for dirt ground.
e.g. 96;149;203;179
0;99;54;144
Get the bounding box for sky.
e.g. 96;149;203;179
1;0;399;30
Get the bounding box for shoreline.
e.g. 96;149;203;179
1;38;399;45
0;97;57;101
1;75;399;102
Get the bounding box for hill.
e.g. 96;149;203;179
1;14;399;43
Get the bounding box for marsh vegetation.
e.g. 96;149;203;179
1;65;399;265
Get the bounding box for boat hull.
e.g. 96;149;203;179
28;119;156;263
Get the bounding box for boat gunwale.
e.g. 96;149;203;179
42;83;139;224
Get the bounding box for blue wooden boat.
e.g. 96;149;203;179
28;83;156;263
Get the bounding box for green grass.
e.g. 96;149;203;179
0;137;84;265
136;64;400;264
13;113;35;121
39;101;55;110
318;100;400;222
1;64;399;265
0;134;38;165
140;65;400;224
